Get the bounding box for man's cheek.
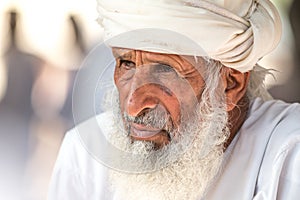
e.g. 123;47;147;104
118;93;126;113
113;66;121;83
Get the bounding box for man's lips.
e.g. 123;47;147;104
130;123;162;139
128;122;172;148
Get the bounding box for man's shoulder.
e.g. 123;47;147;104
250;97;300;120
48;113;113;199
247;98;300;153
251;97;300;149
206;99;300;200
247;97;300;134
250;98;300;198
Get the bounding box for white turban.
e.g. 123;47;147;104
96;0;281;72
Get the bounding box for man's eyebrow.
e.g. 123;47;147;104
118;55;134;61
114;52;134;60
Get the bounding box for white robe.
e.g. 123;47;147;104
48;98;300;200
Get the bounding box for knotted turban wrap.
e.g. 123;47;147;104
96;0;282;72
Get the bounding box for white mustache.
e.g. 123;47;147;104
123;109;172;132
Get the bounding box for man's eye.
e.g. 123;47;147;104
120;60;136;70
155;64;175;73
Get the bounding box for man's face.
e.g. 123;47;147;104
112;48;206;148
109;47;249;200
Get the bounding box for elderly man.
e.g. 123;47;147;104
49;0;300;199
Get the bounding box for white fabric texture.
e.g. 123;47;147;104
48;98;300;200
96;0;282;72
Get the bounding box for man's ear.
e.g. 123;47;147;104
221;67;250;111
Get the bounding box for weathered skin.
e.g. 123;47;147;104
112;48;250;149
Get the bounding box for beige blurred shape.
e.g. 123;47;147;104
0;60;7;102
258;0;294;88
1;0;103;70
31;63;70;118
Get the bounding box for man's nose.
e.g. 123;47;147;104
126;83;160;117
125;51;163;116
125;65;181;125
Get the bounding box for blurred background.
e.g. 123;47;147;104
0;0;299;199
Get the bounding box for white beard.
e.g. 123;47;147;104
105;95;230;200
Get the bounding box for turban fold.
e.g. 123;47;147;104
96;0;281;72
